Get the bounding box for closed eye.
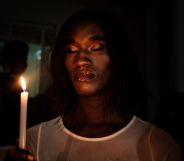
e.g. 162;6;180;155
88;43;105;52
66;45;79;54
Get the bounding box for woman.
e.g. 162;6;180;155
5;9;183;161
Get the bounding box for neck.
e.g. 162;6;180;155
64;95;132;127
76;95;106;124
63;94;133;138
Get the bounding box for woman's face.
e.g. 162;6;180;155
65;21;111;96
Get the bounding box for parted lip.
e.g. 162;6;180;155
73;69;97;82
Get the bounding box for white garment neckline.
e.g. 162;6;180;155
60;115;136;142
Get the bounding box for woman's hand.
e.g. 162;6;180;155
4;148;35;161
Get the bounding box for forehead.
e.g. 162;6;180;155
68;21;105;39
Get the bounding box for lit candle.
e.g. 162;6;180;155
19;76;28;149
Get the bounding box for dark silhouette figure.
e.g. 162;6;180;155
0;40;29;146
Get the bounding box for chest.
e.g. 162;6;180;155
38;134;140;161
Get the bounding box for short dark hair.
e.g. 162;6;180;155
50;9;150;117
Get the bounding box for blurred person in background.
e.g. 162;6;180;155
0;40;29;145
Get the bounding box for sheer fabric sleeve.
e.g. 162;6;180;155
148;125;183;161
26;124;42;161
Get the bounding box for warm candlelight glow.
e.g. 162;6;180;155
19;76;28;149
20;76;26;91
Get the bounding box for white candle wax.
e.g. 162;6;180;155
19;77;28;149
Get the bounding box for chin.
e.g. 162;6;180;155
77;89;97;96
75;86;98;96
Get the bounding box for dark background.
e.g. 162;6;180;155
0;0;183;153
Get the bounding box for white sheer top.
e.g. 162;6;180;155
26;116;183;161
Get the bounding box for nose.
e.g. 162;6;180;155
75;49;92;67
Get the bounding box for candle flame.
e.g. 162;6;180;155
20;76;26;91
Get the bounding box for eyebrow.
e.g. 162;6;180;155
66;35;105;44
89;35;105;41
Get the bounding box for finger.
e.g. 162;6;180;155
5;148;35;161
27;154;35;161
16;149;35;161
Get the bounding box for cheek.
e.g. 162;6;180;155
103;63;111;82
102;55;111;72
65;56;72;71
65;57;74;81
98;57;111;82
